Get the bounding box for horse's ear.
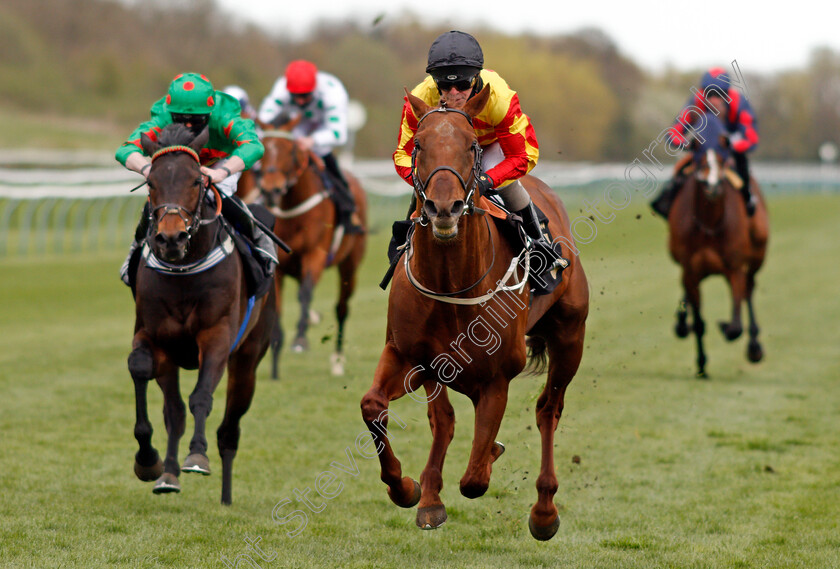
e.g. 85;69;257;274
140;132;160;157
189;126;210;153
463;84;491;118
405;88;431;121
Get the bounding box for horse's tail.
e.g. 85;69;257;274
524;335;548;376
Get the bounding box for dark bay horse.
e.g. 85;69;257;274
667;112;769;377
257;119;367;378
360;87;589;540
128;124;277;504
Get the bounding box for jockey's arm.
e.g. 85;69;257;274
202;156;246;185
125;152;152;179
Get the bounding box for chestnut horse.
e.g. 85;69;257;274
667;112;769;377
257;120;367;378
360;88;589;540
128;124;277;504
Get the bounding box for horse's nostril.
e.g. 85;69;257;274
423;200;438;217
451;200;465;216
176;231;190;245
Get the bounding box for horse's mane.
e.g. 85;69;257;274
157;123;199;147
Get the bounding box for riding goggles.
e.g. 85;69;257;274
170;113;210;136
435;75;477;92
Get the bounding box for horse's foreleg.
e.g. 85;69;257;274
683;272;707;377
128;339;163;482
184;330;229;475
154;359;185;493
360;344;423;509
416;382;454;529
529;329;584;541
460;378;510;500
745;271;764;363
292;273;317;352
719;269;746;341
332;257;359;376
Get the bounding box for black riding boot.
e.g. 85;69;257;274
323;153;362;233
515;201;567;269
221;193;277;276
514;201;569;294
120;202;151;286
650;175;683;219
733;152;756;216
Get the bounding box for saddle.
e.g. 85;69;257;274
381;197;568;296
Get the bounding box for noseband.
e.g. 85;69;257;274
410;106;483;225
148;145;218;242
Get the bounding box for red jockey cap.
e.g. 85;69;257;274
285;60;318;94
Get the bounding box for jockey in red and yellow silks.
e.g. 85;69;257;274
393;69;539;190
388;31;560;264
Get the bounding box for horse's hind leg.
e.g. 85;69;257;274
271;272;286;380
718;269;746;341
217;349;261;505
360;345;423;510
417;383;455;529
128;342;163;482
745;271;764;363
183;338;229;476
530;326;584;541
675;297;689;338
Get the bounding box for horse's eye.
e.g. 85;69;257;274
414;140;421;150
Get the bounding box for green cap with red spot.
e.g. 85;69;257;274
165;73;216;115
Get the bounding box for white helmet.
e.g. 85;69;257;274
222;85;255;115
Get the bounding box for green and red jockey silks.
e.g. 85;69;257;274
116;73;263;170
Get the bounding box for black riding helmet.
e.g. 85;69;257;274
426;31;484;93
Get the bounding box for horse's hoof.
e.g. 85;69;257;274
153;472;181;494
291;338;309;353
416;505;447;529
330;353;346;376
134;456;164;482
696;370;709;380
182;453;211;475
747;341;764;363
492;441;506;462
528;513;560;541
388;478;421;508
674;321;689;338
718;321;742;341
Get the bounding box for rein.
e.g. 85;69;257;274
403;214;531;305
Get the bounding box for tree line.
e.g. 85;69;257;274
1;0;837;162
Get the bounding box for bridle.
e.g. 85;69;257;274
148;145;220;247
403;105;531;304
410;105;483;225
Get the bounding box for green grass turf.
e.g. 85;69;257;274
0;192;838;568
